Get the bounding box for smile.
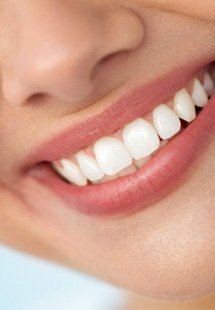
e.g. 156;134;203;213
26;61;215;216
52;69;215;186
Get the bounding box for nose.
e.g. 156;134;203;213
2;1;144;106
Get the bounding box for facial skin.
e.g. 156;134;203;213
0;0;215;302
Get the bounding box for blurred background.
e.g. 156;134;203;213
0;245;127;310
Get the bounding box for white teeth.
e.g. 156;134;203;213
54;69;214;186
60;159;88;186
203;73;215;96
76;151;105;182
191;78;208;107
94;137;133;175
153;104;181;140
122;118;160;160
174;88;196;122
54;165;71;181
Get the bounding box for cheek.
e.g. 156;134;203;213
144;0;215;21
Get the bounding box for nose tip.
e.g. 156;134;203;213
3;5;144;106
5;45;99;104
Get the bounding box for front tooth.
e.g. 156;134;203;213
94;137;133;175
76;151;104;182
191;78;208;107
61;159;87;186
203;73;215;96
153;104;181;140
174;88;196;122
122;118;160;160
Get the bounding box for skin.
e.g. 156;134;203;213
0;0;215;305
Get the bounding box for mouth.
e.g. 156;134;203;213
25;61;215;217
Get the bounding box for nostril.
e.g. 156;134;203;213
27;93;47;105
99;51;122;65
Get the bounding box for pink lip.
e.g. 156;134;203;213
24;56;215;217
32;94;215;216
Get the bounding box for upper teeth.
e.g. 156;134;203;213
173;88;196;123
76;150;105;182
153;104;181;140
123;118;160;160
53;71;214;186
203;73;215;96
191;78;209;107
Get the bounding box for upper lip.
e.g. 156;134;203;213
24;55;215;170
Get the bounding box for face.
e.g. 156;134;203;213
0;0;215;301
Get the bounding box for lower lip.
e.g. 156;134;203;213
32;95;215;217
